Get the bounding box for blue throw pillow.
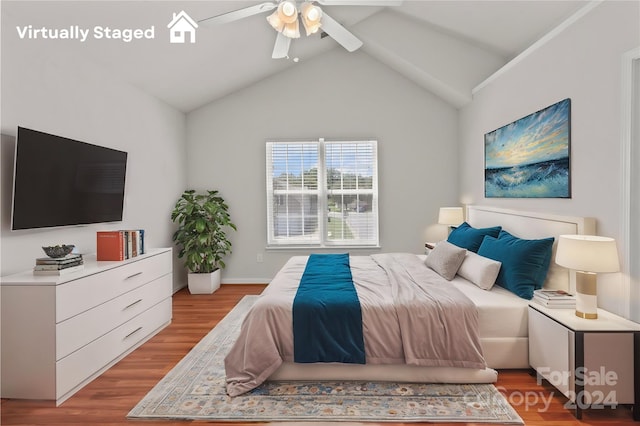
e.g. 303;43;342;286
447;222;502;253
477;231;554;299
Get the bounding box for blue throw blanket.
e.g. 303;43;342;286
293;253;365;364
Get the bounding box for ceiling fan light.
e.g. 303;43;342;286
282;19;300;38
301;2;323;35
266;10;285;32
277;1;298;24
301;2;322;22
303;21;321;36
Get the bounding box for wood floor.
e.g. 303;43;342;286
1;284;637;425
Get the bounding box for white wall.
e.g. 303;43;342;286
186;49;459;284
629;56;640;322
0;26;188;291
355;9;507;107
459;1;640;319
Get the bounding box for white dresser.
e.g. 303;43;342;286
1;248;173;405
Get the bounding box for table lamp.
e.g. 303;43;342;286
555;235;620;319
438;207;464;234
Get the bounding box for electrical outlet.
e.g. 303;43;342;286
257;253;263;263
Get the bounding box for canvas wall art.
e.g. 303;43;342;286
484;98;571;198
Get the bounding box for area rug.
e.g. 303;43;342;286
128;296;523;423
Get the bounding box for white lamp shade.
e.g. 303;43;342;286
281;19;300;38
268;1;299;35
278;1;298;24
438;207;464;226
266;11;285;32
301;2;322;35
555;235;620;273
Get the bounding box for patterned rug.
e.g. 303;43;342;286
128;296;523;423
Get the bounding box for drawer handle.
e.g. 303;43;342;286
123;299;143;311
125;271;143;280
124;326;143;340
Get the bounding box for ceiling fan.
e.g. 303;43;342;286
199;0;402;59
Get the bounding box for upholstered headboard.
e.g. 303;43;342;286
466;205;595;292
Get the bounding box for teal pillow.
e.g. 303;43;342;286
477;231;554;299
535;242;554;290
447;222;502;253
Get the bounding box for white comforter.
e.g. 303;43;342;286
224;253;486;396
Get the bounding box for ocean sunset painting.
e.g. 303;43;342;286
485;98;571;198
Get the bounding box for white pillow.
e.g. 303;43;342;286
425;241;467;281
457;251;502;290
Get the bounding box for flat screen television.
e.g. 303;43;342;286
11;127;128;230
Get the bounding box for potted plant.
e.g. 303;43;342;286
170;190;237;294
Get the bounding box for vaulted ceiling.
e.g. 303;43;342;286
2;1;589;112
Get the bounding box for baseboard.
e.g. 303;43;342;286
222;279;271;285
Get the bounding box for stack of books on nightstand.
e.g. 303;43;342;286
33;254;84;275
532;289;576;308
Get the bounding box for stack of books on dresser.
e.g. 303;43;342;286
532;289;576;308
33;254;84;275
96;229;145;261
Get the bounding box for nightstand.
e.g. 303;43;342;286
528;303;640;420
424;242;436;255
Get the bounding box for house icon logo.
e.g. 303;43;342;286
168;10;198;44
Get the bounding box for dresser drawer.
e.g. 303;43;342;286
56;274;171;360
56;297;172;399
56;250;172;322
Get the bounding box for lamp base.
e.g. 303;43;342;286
575;271;598;319
575;309;598;320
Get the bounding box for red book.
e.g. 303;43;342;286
97;231;125;261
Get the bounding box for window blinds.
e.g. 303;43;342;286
266;139;378;247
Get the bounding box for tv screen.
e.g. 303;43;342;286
11;127;128;230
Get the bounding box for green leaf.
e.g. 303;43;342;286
169;189;237;272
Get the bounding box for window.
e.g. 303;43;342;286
266;139;378;247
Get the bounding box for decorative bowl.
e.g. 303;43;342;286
42;244;75;258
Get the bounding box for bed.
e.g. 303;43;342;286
225;206;595;396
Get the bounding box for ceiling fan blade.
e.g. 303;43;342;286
198;2;277;26
320;13;363;52
317;0;403;6
272;33;292;59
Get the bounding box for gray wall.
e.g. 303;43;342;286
0;23;188;291
186;49;460;283
458;1;640;318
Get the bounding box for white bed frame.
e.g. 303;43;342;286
269;206;595;382
466;205;595;370
467;205;595;294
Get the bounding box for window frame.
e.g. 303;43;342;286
266;138;379;248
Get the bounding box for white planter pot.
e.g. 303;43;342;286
187;269;221;294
